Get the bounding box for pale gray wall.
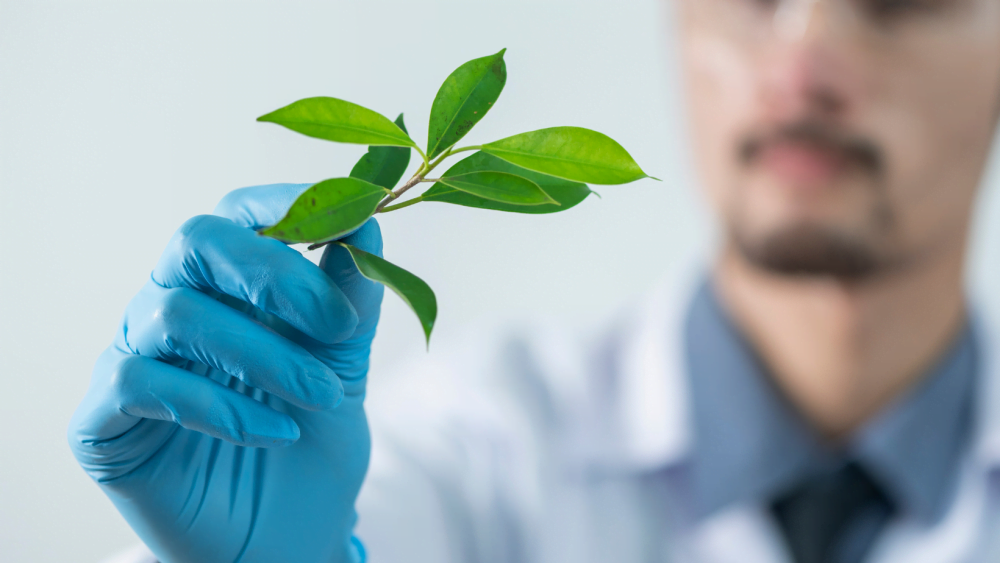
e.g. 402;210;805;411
2;1;999;562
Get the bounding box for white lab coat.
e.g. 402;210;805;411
107;277;1000;563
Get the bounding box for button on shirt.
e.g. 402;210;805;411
685;280;978;556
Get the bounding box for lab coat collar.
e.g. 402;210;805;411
968;306;1000;472
577;275;1000;480
572;273;697;472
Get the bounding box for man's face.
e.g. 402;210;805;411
679;0;1000;277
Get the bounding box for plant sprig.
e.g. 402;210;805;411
256;48;656;345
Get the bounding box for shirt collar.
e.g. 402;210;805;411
684;279;829;518
684;279;977;524
852;324;977;523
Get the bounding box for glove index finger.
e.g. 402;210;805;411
153;214;359;345
309;218;385;383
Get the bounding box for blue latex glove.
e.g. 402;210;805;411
68;184;382;563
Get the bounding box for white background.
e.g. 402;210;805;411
2;1;1000;561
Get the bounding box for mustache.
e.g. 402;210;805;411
738;121;884;176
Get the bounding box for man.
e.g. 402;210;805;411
69;0;1000;561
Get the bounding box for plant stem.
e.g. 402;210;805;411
414;146;430;167
427;145;480;171
448;145;481;156
375;173;423;213
380;196;425;213
427;150;451;171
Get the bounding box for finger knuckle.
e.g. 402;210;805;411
122;285;153;329
149;287;197;348
155;287;193;327
124;284;198;355
169;214;222;258
108;354;148;398
213;186;254;220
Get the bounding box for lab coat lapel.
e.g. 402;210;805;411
614;276;695;470
568;274;699;473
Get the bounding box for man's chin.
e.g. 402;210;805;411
733;225;881;280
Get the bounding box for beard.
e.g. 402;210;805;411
732;223;883;279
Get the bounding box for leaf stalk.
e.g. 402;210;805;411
413;146;430;167
380;196;425;213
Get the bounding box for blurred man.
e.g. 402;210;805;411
69;0;1000;562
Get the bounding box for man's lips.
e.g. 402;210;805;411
755;141;851;185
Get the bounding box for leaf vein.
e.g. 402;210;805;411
430;67;497;156
485;147;635;174
276;120;411;146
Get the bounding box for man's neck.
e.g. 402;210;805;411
713;243;968;442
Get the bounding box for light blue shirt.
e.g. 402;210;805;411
685;280;977;529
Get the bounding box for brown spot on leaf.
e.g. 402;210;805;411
455;119;476;137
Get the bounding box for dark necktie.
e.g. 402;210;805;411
770;461;897;563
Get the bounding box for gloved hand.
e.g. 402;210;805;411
68;184;383;563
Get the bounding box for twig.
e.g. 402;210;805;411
375;173;424;213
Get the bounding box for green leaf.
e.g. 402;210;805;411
423;152;593;213
427;49;507;159
350;113;412;190
259;177;390;244
337;242;437;345
258;97;416;148
436;171;556;206
481;126;651;185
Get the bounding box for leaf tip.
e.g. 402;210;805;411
496;47;507;58
394;113;408;133
256;109;280;123
646;175;662;182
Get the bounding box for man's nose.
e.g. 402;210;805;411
760;0;863;122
